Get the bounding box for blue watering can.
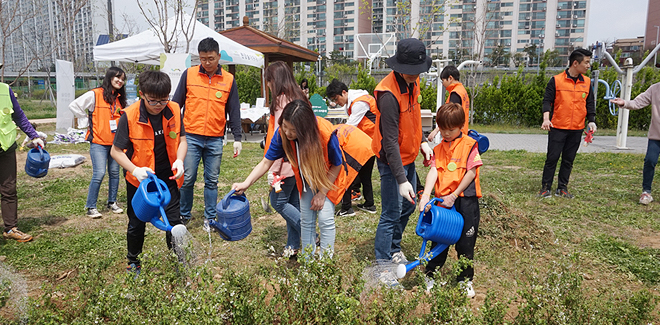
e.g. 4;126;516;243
25;146;50;178
397;197;464;278
132;172;173;232
467;129;489;154
209;189;252;241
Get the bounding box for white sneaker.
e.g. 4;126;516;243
86;208;102;219
640;192;654;205
107;202;124;214
391;251;408;264
460;280;475;298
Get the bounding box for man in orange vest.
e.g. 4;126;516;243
372;38;433;265
172;37;242;225
110;71;187;275
326;79;378;215
538;48;597;199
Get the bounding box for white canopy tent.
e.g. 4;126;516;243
93;15;264;69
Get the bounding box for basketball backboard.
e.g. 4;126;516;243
354;33;397;60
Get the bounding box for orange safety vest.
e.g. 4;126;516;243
445;82;471;134
551;71;591;130
124;100;183;188
86;88;123;145
183;65;234;137
348;94;378;138
433;135;482;198
373;72;423;166
333;124;375;201
286;117;344;205
264;114;276;155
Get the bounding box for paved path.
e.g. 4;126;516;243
33;118;648;154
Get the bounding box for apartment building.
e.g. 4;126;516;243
198;0;589;66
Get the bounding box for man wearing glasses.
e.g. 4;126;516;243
172;37;243;226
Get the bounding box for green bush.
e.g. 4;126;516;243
350;67;377;95
235;65;262;105
75;89;88;98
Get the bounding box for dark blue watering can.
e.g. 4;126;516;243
397;197;464;278
132;172;173;231
210;189;252;241
25;146;50;178
468;129;489;154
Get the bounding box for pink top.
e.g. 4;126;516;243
269;95;295;178
622;82;660;140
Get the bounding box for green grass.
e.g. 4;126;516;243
17;99;56;120
1;142;659;323
472;123;649;137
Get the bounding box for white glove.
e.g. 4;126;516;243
420;142;432;161
588;122;597;133
131;167;154;183
398;181;415;204
233;141;242;157
171;159;184;179
31;138;45;148
267;172;275;185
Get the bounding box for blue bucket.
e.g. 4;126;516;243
211;189;251;241
25;147;50;178
132;173;172;231
397;198;464;278
468;129;489;154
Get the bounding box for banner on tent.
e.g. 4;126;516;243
56;60;75;133
160;53;192;98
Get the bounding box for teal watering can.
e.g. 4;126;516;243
132;173;173;231
397;197;464;278
25;146;50;178
209;189;252;241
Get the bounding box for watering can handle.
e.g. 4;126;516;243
146;172;165;201
221;189;239;210
427;197;457;212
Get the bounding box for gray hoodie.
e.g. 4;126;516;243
622;82;660;140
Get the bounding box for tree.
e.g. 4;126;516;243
136;0;202;54
523;44;541;67
543;49;563;67
0;0;40;81
487;44;509;67
51;0;92;71
512;52;526;67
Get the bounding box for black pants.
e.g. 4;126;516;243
0;147;18;232
542;128;583;190
341;156;375;210
425;196;480;282
126;177;182;266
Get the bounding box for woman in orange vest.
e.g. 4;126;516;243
233;100;347;257
69;67;127;219
263;61;310;258
110;71;187;274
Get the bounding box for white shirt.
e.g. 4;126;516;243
68;90;97;128
344;89;371;127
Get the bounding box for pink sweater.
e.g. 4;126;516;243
623;82;660;140
269;95;295;178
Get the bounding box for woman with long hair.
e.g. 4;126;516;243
262;61;309;257
69;67;127;218
232;99;344;257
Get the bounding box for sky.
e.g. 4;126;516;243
113;0;650;46
586;0;649;45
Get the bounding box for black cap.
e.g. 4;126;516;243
385;38;432;75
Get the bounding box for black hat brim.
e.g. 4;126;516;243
385;55;433;75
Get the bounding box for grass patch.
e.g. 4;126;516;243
17;99;56;120
472;123;649;137
587;235;660;284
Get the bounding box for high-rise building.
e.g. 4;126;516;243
644;0;660;67
3;0;112;72
198;0;590;66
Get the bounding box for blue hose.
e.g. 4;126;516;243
597;79;621;116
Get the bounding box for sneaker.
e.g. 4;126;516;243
335;208;356;217
356;203;377;214
181;215;192;225
107;202;124;214
537;188;552;198
555;188;574;199
391;251;408;264
3;227;33;242
640;192;654;205
126;263;141;278
86;208;102;219
460;280;475;298
351;190;363;201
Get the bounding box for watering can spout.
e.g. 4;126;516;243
397;243;448;278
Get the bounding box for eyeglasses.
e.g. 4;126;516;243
144;97;169;106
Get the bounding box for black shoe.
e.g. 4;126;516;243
537;188;552;198
180;215;192;225
555;188;574;199
336;208;356;217
356;203;377;214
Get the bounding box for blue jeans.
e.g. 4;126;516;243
86;143;120;209
270;176;301;250
180;134;224;220
300;183;335;257
374;159;417;261
643;139;660;193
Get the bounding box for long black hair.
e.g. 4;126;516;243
101;67;127;108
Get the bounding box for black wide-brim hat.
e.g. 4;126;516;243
385;38;433;75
